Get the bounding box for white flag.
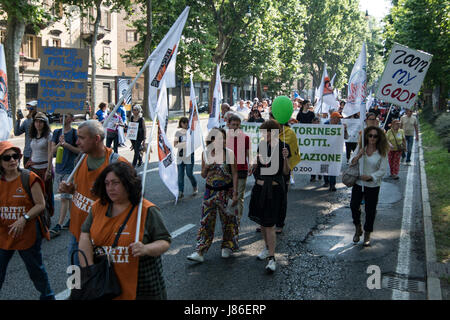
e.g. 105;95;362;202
314;63;338;114
0;44;12;142
186;76;203;156
366;90;374;112
207;64;222;130
148;7;190;119
156;80;179;199
342;43;367;118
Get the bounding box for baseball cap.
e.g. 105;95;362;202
34;112;49;124
330;112;343;119
0;141;21;157
26;100;38;109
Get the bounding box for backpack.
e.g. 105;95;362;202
20;169;52;240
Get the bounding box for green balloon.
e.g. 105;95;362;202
271;96;293;124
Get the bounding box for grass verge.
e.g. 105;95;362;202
419;117;450;264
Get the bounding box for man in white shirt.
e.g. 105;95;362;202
400;109;418;164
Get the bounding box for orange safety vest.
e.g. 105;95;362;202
69;147;127;242
0;172;44;250
89;199;155;300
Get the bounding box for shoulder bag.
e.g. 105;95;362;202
69;205;136;300
342;160;360;187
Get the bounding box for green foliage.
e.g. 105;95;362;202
435;112;450;150
0;0;54;33
383;0;450;108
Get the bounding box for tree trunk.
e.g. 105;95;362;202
90;0;102;114
256;76;262;100
143;0;152;120
4;15;25;123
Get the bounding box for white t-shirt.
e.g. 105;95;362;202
350;147;388;188
30;133;53;169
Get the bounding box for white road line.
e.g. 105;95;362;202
56;222;197;300
170;223;196;238
392;149;415;300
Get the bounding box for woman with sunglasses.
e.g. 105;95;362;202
0;141;55;299
349;126;389;246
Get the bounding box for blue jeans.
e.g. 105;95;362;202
0;221;55;300
402;135;414;162
68;234;80;267
177;154;197;193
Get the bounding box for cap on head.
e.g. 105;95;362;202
330;112;342;119
0;141;21;157
34;112;49;124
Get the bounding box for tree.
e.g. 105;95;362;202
383;0;450;110
57;0;132;114
1;0;52;122
299;0;366;93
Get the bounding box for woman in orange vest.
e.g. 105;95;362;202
0;141;54;299
78;162;171;300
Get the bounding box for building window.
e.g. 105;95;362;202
26;83;38;100
21;35;41;59
101;46;111;69
51;39;61;47
102;10;111;30
0;29;6;44
126;30;138;42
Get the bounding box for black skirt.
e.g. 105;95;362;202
248;183;285;227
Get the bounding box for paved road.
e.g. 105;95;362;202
0;120;427;300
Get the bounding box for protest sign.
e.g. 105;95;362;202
341;118;360;143
241;122;345;176
37;47;89;114
127;122;139;140
375;43;432;108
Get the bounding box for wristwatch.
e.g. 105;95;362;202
23;214;30;222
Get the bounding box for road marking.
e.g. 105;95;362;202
392;148;416;300
56;222;197;300
170;223;196;238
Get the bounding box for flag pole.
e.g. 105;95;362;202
135;108;158;243
65;57;155;184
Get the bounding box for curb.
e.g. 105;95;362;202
418;131;443;300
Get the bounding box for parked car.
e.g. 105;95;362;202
198;102;209;113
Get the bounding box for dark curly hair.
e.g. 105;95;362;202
92;162;142;205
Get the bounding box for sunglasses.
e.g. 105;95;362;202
367;134;378;139
1;153;20;161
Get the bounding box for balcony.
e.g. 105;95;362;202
81;22;105;42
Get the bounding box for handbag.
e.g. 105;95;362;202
69;205;136;300
342;161;359;187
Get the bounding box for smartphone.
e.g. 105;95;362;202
17;110;24;120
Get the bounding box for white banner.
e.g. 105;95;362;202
207;64;223;130
148;7;190;119
375;43;432;109
341;118;360;143
186;75;203;156
156;81;178;199
241;122;345;176
127;122;139;141
0;44;13;142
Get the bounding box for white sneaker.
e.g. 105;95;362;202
265;259;276;273
221;248;232;258
257;248;269;260
187;252;204;263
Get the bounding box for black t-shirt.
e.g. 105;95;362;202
254;142;291;179
296;111;315;123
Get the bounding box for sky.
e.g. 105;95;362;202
359;0;392;21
